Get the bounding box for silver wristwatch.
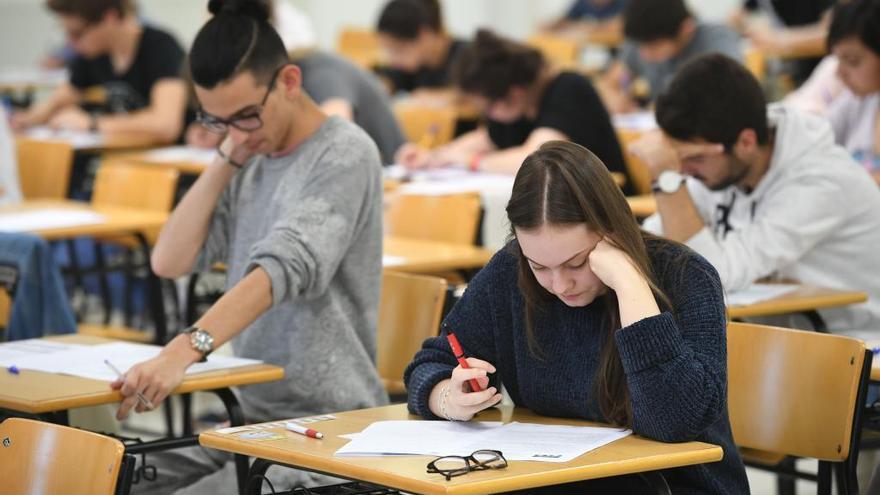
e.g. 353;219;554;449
652;170;686;194
184;326;214;360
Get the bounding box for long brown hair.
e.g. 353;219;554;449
505;141;671;427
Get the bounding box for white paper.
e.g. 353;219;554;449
612;111;657;131
0;68;67;87
144;146;217;165
26;126;105;149
0;209;106;232
334;420;631;463
725;283;799;307
9;342;262;382
0;339;86;367
382;255;406;267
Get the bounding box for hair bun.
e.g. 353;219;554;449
207;0;271;22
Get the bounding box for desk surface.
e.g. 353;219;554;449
200;404;723;495
727;285;868;320
0;200;168;241
384;237;494;274
0;335;284;414
107;149;212;175
626;194;657;218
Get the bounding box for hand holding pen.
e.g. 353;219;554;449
105;359;155;411
434;328;503;421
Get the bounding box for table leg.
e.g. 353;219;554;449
637;471;672;495
803;310;828;333
115;453;137;495
134;233;167;345
213;388;248;495
245;458;274;495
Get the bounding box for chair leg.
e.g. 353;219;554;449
818;461;832;495
93;242;113;325
123;248;135;327
778;457;797;495
65;239;85;321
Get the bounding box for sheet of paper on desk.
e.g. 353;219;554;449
382;255;406;267
0;209;106;232
612;111;657;131
385;165;515;196
0;339;87;367
10;342;261;381
334;420;631;463
725;283;799;306
26;126;105;149
145;146;217;164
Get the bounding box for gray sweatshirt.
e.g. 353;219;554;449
197;116;389;421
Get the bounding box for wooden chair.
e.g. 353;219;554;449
377;271;447;396
616;129;653;195
727;322;873;494
336;27;382;69
385;192;482;246
0;417;126;495
15;137;74;199
394;105;457;149
527;34;580;67
744;46;767;83
0;287;9;332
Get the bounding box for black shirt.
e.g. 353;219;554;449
486;72;631;193
378;39;467;93
70;25;184;114
744;0;833;27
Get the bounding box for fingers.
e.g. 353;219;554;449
457;386;499;407
464;357;496;373
109;378;123;390
451;365;489;385
116;395;138;420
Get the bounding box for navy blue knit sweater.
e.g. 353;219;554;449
404;238;750;494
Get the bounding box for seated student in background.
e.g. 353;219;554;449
0;107;23;206
542;0;627;41
405;141;749;494
11;0;186;144
117;0;388;491
397;30;630;191
633;54;880;334
188;48;406;165
826;0;880;186
599;0;742;113
375;0;467;96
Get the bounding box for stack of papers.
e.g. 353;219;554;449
26;126;105;149
0;341;262;381
144;146;217;164
0;209;106;232
335;420;631;463
725;283;799;306
0;339;85;366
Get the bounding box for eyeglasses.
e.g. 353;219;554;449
196;64;288;134
426;449;508;481
65;20;98;42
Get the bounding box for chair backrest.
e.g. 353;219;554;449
336;27;382;69
394;105;457;149
0;417;125;495
527;35;580;66
0;287;9;330
616;129;653;195
92;161;179;212
16;137;74;200
743;46;766;82
377;271;447;395
727;322;870;461
385;192;482;245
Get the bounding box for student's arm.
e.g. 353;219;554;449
9;82;81;130
474;127;568;174
747;11;830;58
93;79;187;143
398;127;496;169
596;60;638;114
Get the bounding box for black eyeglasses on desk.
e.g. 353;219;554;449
426;449;508;481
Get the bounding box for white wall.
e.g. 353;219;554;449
0;0;741;68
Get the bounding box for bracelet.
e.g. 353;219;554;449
216;147;245;169
439;383;459;421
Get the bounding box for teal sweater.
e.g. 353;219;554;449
404;239;749;494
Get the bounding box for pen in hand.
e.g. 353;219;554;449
104;359;155;411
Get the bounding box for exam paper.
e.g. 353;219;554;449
0;209;106;232
144;146;217;164
26;126;105;149
8;342;262;381
725;283;799;307
0;339;86;367
335;420;631;463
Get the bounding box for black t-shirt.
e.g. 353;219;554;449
69;25;184;114
743;0;833;27
378;39;467;93
486;72;631;193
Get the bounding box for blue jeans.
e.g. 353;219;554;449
0;232;76;340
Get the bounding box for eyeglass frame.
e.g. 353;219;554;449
425;449;508;481
195;64;289;134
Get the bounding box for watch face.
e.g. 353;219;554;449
191;330;214;352
658;171;684;193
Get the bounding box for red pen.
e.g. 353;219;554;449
446;332;485;392
285;422;324;439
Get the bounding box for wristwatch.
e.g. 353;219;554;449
184;326;214;361
652;170;686;194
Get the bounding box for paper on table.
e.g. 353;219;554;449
612;111;657;131
26;126;105;149
144;146;217;164
335;420;631;463
725;283;799;306
0;209;106;232
10;342;262;382
382;255;406;266
0;339;86;367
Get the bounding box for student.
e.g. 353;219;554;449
600;0;742;113
0;107;23;206
188;48;406;165
826;0;880;185
375;0;467;95
633;54;880;334
404;141;749;494
117;0;388;491
11;0;186;144
397;29;630;192
542;0;627;41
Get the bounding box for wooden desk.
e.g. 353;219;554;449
627;194;657;218
0;199;168;241
384;237;494;274
200;404;723;495
727;285;868;333
106;147;214;176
